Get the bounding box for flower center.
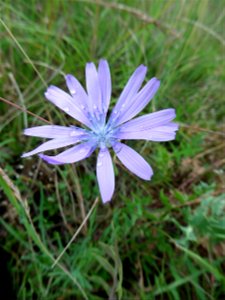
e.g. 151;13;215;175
90;124;117;149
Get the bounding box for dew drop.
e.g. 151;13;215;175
121;103;126;108
70;131;77;137
97;161;103;167
114;110;118;114
93;105;97;110
70;89;76;95
64;107;69;112
80;105;85;110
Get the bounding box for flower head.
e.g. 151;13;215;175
22;60;178;203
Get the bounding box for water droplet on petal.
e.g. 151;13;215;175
80;105;85;110
70;89;76;95
97;161;102;167
70;131;77;136
93;105;97;110
64;107;69;112
121;104;125;108
114;110;118;114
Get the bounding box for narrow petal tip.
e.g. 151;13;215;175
102;197;112;204
99;58;107;64
146;170;154;181
21;150;37;158
153;77;160;86
45;85;57;95
86;61;95;68
148;77;160;90
38;153;62;165
138;64;147;71
172;122;179;131
139;165;154;181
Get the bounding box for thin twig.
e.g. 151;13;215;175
70;164;87;233
0;96;52;125
195;142;225;159
180;158;225;190
181;17;225;46
180;123;225;137
78;0;180;38
0;18;53;123
54;172;72;233
8;72;28;128
57;168;77;222
51;197;99;268
0;166;88;299
0;18;47;87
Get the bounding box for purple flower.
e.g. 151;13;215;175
22;60;178;203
